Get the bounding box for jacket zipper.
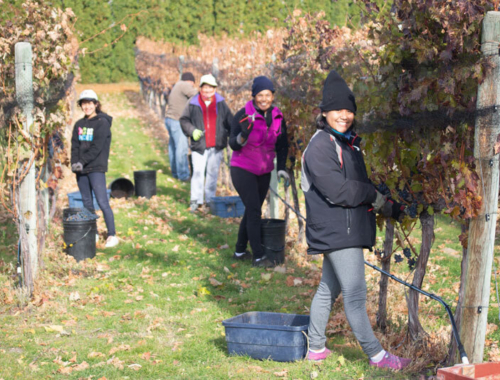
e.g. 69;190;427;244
346;209;351;235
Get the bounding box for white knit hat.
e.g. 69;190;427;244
78;89;98;103
199;74;218;87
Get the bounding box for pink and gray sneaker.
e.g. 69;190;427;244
369;352;411;370
306;347;332;361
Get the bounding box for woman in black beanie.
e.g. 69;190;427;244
229;76;289;268
301;71;409;369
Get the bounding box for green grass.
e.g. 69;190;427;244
1;90;499;379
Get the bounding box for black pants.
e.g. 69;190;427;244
231;166;271;259
76;172;116;236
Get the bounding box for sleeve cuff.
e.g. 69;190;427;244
236;133;248;146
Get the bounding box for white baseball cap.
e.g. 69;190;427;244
78;89;99;103
199;74;218;87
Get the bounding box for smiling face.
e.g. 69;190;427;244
254;90;274;112
200;84;216;101
323;109;354;134
80;100;97;118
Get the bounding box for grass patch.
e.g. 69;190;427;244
1;89;499;379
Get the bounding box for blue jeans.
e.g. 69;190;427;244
165;118;190;180
76;172;116;236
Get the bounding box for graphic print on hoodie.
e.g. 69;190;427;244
79;127;94;141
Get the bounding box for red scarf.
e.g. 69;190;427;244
199;94;217;148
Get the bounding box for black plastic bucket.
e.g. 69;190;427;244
63;207;82;220
109;178;135;198
261;219;286;265
63;219;97;262
134;170;157;199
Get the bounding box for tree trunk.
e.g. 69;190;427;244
446;221;469;365
377;219;394;332
408;210;434;341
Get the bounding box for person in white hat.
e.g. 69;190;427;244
70;90;118;248
180;74;233;212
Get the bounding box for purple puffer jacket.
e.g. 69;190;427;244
231;101;283;176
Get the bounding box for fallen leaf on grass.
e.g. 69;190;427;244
209;278;223;287
109;344;130;355
73;361;89;371
45;325;64;333
274;369;288;377
219;244;229;249
310;371;319;379
141;352;151;361
128;363;142;371
274;266;287;274
69;292;80;301
107;356;124;370
172;245;179;252
261;273;272;282
88;352;106;359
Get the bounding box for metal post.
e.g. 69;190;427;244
269;158;279;218
15;42;38;287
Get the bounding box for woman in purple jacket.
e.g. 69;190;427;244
229;76;289;268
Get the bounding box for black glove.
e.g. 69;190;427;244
239;113;255;139
71;162;83;172
390;199;405;222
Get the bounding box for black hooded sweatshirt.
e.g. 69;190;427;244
301;126;377;254
71;112;112;174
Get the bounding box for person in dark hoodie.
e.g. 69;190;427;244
301;71;409;369
180;74;233;212
71;90;118;248
229;76;289;268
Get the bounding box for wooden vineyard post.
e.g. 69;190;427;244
460;11;500;363
15;42;38;292
376;219;394;332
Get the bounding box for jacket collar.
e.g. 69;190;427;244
324;126;360;147
190;92;225;107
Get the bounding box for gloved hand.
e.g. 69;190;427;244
239;113;255;139
277;170;290;187
71;162;83;172
192;129;203;141
390;199;406;222
372;190;387;212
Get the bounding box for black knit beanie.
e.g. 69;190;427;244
319;70;357;114
252;76;275;97
181;72;195;82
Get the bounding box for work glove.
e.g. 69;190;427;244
71;162;83;172
372;190;387;213
239;113;255;140
192;129;203;141
277;170;290;187
390;199;406;222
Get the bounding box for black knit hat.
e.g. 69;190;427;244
181;72;195;82
252;76;275;97
319;70;357;114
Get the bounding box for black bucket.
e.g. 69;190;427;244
109;178;135;198
261;219;286;265
63;219;97;262
134;170;157;199
63;207;82;220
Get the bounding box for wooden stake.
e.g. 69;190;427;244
460;11;500;363
15;42;38;291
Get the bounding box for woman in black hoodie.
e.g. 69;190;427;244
301;71;409;370
71;90;118;248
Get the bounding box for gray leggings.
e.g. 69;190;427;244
308;247;383;357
